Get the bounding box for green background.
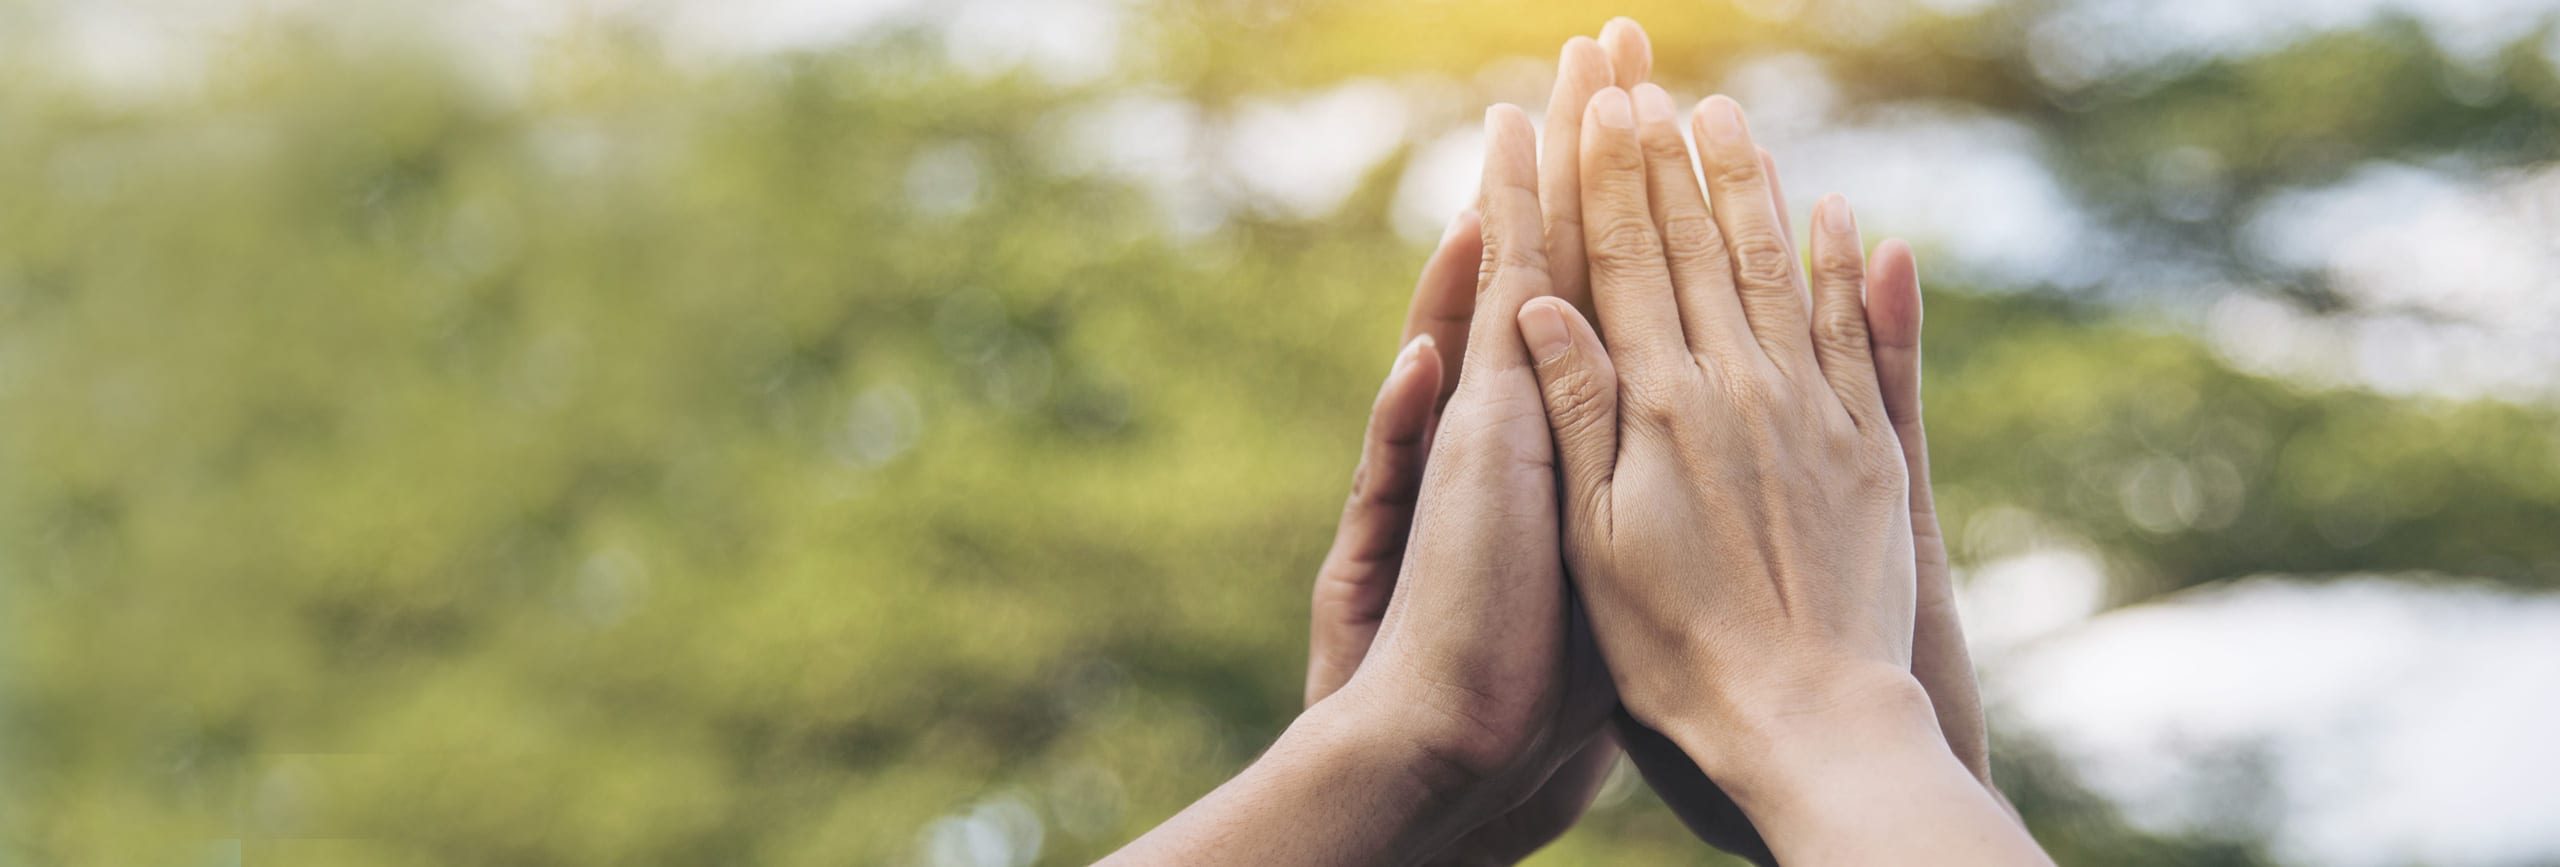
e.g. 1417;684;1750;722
3;1;2556;864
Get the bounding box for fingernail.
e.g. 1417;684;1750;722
1398;334;1433;371
1519;301;1571;362
1821;195;1855;235
1634;83;1675;124
1592;87;1633;129
1444;209;1476;240
1699;96;1746;146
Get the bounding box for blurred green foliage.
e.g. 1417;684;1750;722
2;2;2556;865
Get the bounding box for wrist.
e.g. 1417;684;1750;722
1105;693;1495;867
1279;687;1494;857
1661;663;1948;813
1660;667;2047;864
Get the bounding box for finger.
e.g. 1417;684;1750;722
1579;87;1693;382
1760;147;1804;308
1309;335;1446;706
1402;209;1483;407
1538;37;1616;319
1867;240;1991;783
1631;83;1758;374
1692;96;1820;380
1807;195;1886;430
1333;336;1445;580
1867;240;1924;431
1517;298;1617;530
1460;104;1554;385
1599;16;1652;89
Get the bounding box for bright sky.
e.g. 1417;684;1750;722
1983;575;2560;865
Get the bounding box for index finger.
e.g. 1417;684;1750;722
1539;36;1618;320
1459;105;1553;384
1401;208;1483;406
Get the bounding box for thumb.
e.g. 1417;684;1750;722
1516;297;1618;523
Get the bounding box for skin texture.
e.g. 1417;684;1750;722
1306;20;2008;863
1135;18;2027;864
1301;21;1648;864
1108;105;1609;866
1303;212;1617;867
1511;85;2049;864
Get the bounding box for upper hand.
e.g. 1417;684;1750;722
1512;85;2047;864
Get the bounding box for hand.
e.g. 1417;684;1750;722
1303;20;1652;865
1535;17;2009;856
1607;144;2013;863
1325;99;1615;841
1109;104;1615;867
1513;85;2047;864
1306;212;1618;865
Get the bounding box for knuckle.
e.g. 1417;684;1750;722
1640;135;1692;168
1815;307;1870;354
1717;370;1784;414
1587;216;1663;268
1616;371;1689;429
1591;139;1647;174
1541;369;1614;431
1815;250;1867;287
1856;444;1908;495
1708;158;1767;192
1479;240;1543;289
1728;232;1795;287
1657;211;1726;260
1542;211;1584;240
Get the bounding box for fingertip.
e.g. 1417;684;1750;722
1865;240;1923;345
1692;95;1752;155
1632;82;1676;124
1562;34;1607;64
1442;208;1481;242
1386;334;1432;385
1486;104;1540;156
1552;36;1615;112
1482;106;1541;191
1870;238;1919;297
1371;338;1445;451
1410;333;1447;390
1600;17;1653;85
1873;238;1918;276
1817;193;1855;237
1589;86;1633;129
1517;297;1569;354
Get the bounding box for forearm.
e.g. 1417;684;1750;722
1668;670;2050;867
1103;696;1478;867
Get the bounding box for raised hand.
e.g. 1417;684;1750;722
1304;210;1476;712
1610;141;2013;864
1303;207;1611;866
1512;85;2048;865
1108;104;1614;867
1303;23;1660;864
1330;99;1616;841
